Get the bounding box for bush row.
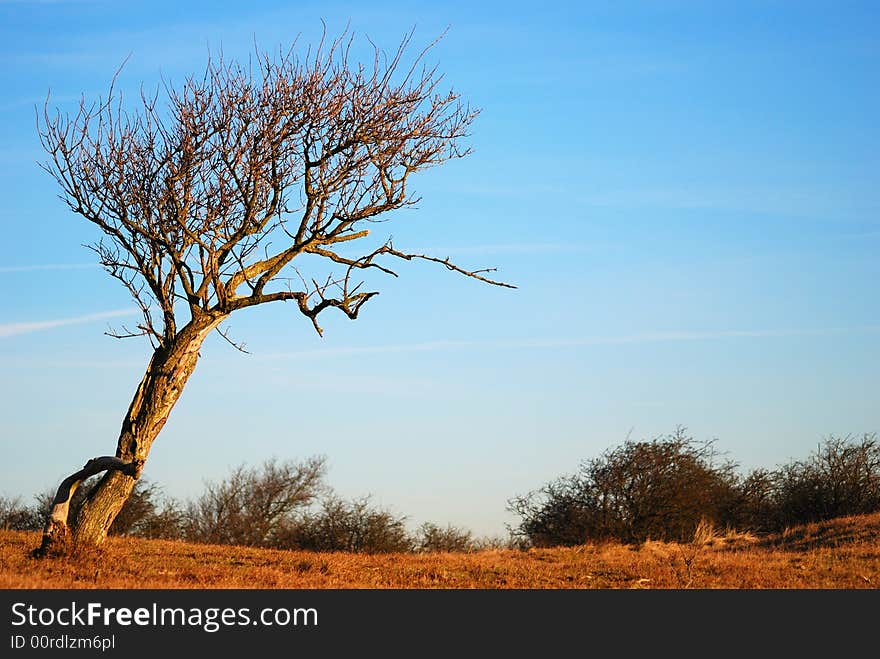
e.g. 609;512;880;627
4;430;878;550
0;456;494;553
508;429;880;546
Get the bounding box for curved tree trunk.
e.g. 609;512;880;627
35;312;226;556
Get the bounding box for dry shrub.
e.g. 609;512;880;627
416;523;475;553
278;495;412;553
183;456;327;547
509;427;740;546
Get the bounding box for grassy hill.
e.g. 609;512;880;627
2;512;879;589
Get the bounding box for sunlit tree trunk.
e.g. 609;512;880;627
35;313;226;555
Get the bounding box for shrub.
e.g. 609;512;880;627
725;468;778;532
510;431;880;545
183;456;327;547
771;434;880;528
108;481;183;538
416;522;475;552
508;427;741;545
279;495;412;553
0;496;42;531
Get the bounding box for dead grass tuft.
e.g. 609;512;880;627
3;512;880;589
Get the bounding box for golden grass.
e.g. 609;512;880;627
3;513;879;589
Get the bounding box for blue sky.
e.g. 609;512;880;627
0;1;878;538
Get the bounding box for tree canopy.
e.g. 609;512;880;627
39;30;512;349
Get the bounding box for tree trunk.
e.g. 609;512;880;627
35;312;226;556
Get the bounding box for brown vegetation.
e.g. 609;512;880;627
2;512;879;589
509;430;880;546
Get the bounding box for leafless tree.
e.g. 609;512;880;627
34;28;513;556
183;456;327;547
0;496;43;532
416;522;475;552
277;494;413;553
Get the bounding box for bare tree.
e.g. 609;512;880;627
0;496;43;532
277;494;413;553
416;522;475;552
35;28;513;556
183;457;327;547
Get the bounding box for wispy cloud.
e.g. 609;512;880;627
409;243;598;255
0;92;97;113
261;369;437;397
0;263;97;273
3;324;877;363
2;357;144;369
492;327;880;348
259;326;880;360
452;179;879;223
259;340;472;361
0;1;100;5
0;308;136;338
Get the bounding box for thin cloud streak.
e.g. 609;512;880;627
409;243;598;255
259;340;471;360
3;358;144;369
260;326;880;360
4;325;878;365
0;263;98;273
0;308;136;338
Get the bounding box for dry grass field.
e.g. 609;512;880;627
2;513;879;589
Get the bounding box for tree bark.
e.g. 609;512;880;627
32;457;141;557
35;312;226;556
